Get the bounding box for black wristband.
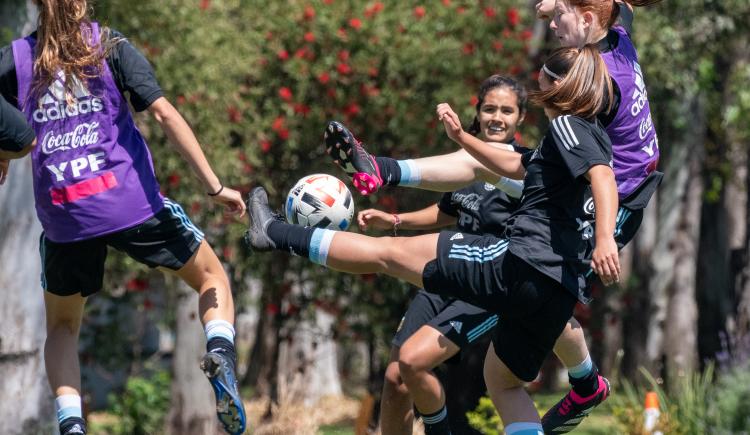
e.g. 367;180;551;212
207;184;224;196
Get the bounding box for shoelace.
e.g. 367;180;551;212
558;395;574;416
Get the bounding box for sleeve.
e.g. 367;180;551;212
437;192;459;217
617;2;634;35
106;30;164;112
549;116;611;180
0;45;19;105
0;94;34;151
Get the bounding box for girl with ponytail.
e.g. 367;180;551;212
245;45;619;435
1;1;247;433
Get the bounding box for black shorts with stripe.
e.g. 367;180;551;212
392;290;498;353
40;198;203;297
422;230;577;382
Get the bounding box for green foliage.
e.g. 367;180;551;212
466;396;503;435
100;371;171;435
711;363;750;432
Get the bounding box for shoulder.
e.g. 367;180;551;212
549;115;596;149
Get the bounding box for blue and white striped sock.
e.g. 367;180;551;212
309;228;336;266
56;394;82;424
396;160;421;186
421;405;451;435
504;422;543;435
205;319;235;343
568;354;593;379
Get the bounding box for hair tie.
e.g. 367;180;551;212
542;64;563;81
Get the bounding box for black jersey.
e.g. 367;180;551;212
0;29;162;112
438;182;517;236
0;93;34;151
507;115;613;301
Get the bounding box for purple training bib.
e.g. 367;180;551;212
602;26;660;198
12;23;163;242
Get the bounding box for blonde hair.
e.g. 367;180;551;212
531;45;613;119
31;0;118;101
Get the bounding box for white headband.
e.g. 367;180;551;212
542;64;563;81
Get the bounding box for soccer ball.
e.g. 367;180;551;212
285;174;355;230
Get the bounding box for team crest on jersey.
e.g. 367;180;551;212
483;183;496;191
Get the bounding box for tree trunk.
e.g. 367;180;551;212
167;278;220;435
0;3;56;434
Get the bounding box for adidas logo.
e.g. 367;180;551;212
64;424;85;434
32;71;103;123
449;320;463;333
449;233;464;241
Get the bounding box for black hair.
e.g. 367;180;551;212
467;75;527;136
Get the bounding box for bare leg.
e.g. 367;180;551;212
553;317;588;367
483;343;540;425
398;326;460;415
44;292;86;397
410;148;503;192
173;240;235;324
325;232;439;288
380;347;414;435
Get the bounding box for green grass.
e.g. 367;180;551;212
318;423;355;435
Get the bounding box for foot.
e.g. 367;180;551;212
60;417;86;435
201;352;247;435
541;375;610;433
244;186;281;252
324;121;382;195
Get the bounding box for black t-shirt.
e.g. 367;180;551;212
437;145;532;237
0;93;34;151
507;115;613;301
0;29;162;112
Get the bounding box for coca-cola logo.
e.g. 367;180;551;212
41;122;101;155
452;192;482;212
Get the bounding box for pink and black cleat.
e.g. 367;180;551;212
324;121;382;195
541;375;610;433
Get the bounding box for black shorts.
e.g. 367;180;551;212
422;231;577;382
614;206;643;249
392;290;498;351
40;198;204;297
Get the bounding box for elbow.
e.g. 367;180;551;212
0;138;35;160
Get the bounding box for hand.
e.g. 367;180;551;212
0;159;9;185
436;103;464;143
209;186;246;217
591;236;620;286
535;0;555;19
357;208;396;231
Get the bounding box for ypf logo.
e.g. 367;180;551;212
32;72;104;123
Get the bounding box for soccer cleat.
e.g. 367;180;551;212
541;375;610;433
201;352;247;435
244;186;282;252
324;121;382;195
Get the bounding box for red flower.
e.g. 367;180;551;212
260;140;271;153
531;70;540;82
337;63;352;75
323;0;333;4
167;172;180;188
368;67;379;77
303;5;315;20
199;0;210;10
484;7;496;19
510;65;522;75
337;27;347;38
442;0;451;5
365;1;384;17
294;103;311;116
413;6;426;18
327;88;337;98
304;31;315;42
227;105;242;123
470;95;479;106
521;29;533;40
317;72;331;84
278;87;293;101
191;201;202;213
507;8;520;27
223;246;234;261
462;42;475;55
294;47;310;59
277;49;289;61
514;131;524;144
349;18;362;29
345;103;361;116
278;129;290;140
493;40;503;52
456;6;466;14
126;278;148;292
266;303;280;315
338;50;350;61
272;116;285;131
175;95;186;105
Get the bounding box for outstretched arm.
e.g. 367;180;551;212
148;97;245;216
358;203;455;232
587;164;620;285
437;103;525;179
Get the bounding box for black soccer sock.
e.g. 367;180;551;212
267;220;315;257
569;361;600;398
207;337;237;366
60;416;86;435
374;156;402;186
421;405;452;435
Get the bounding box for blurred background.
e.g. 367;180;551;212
1;0;750;434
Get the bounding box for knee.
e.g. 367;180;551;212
46;316;81;336
384;361;409;395
398;347;429;382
